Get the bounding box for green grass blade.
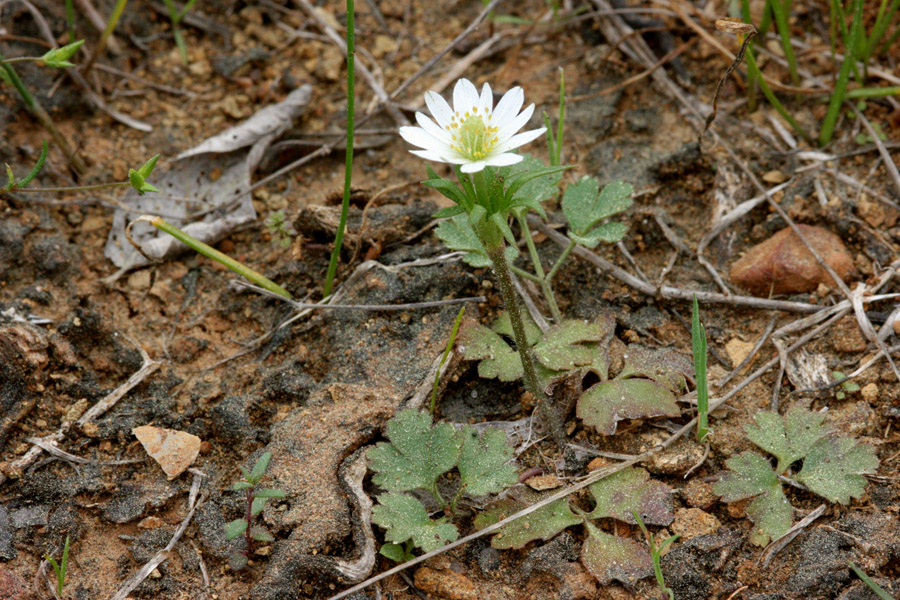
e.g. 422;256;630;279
692;295;709;443
821;0;864;145
848;562;896;600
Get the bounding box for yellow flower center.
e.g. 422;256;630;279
446;109;499;161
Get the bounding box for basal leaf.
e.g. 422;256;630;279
587;467;674;526
562;176;633;239
796;436;879;504
473;498;523;531
491;498;582;549
534;319;611;371
457;426;518;497
580;314;616;380
368;410;461;493
379;542;413;563
568;222;629;248
745;406;830;474
618;344;692;393
577;378;680;435
492;310;542;347
458;322;523;382
581;521;652;586
372;493;459;553
713;451;791;546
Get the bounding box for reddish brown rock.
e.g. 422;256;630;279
730;225;856;296
414;566;479;600
0;567;36;600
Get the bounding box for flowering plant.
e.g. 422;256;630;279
399;77;633;445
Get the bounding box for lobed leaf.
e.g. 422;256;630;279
368;409;461;493
618;344;692;393
580;521;653;586
491;498;582;549
796;436;879;504
534;319;612;371
491;310;543;347
577;378;680;435
745;406;830;474
434;214;518;268
372;493;459;553
713;451;791;546
562;176;633;239
458;322;523;382
457;426;518;497
587;467;674;526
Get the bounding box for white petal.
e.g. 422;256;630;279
400;126;449;151
490;87;524;128
483;153;524;167
496;103;535;141
415;111;452;143
480;82;493;114
453;78;478;114
410;149;449;162
460;160;488;173
424;91;454;128
494;127;547;153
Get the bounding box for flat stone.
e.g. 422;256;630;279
730;225;856;296
133;425;201;480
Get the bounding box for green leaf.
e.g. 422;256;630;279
562;176;633;237
491;498;582;549
433;205;467;219
232;481;253;492
251;496;268;516
250;452;272;483
458;321;523;381
587;467;674;525
368;409;461;493
713;451;791;546
136;154;160;179
618;344;692;393
250;526;274;542
423;176;470;208
577;378;680;435
568;222;629;248
372;493;459;553
534;319;612;371
435;213;494;268
254;488;286;499
580;521;653;586
491;310;542;347
473;498;523;531
229;551;248;570
457;426;518;497
224;518;248;540
128;155;161;195
500;154;562;216
40;39;84;68
379;542;413;563
796;436;879;504
745;406;830;474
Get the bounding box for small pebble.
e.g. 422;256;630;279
861;383;878;403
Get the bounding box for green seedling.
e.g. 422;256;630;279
128;215;292;299
0;40;85;68
854;122;888;145
368;409;518;554
1;148;157;196
431;306;466;414
44;535;70;599
322;0;356;298
634;511;679;600
713;405;879;545
692;294;710;443
543;68;566;167
162;0;199;64
484;467;674;586
265;210;297;248
225;452;286;569
379;539;416;564
832;371;861;400
848;561;897;600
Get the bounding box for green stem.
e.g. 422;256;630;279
768;0;800;86
8;182;129;193
82;0;129;78
555;68;565;166
845;86;900;99
509;264;543;284
323;0;355;298
515;212;562;321
515;212;546;278
821;0;863;145
487;243;567;447
0;57;44;65
744;47;813;144
146;216;292;299
545;239;576;282
0;55;86;174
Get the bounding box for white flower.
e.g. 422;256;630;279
399;78;546;174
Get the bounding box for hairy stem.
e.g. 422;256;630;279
487;244;566;447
